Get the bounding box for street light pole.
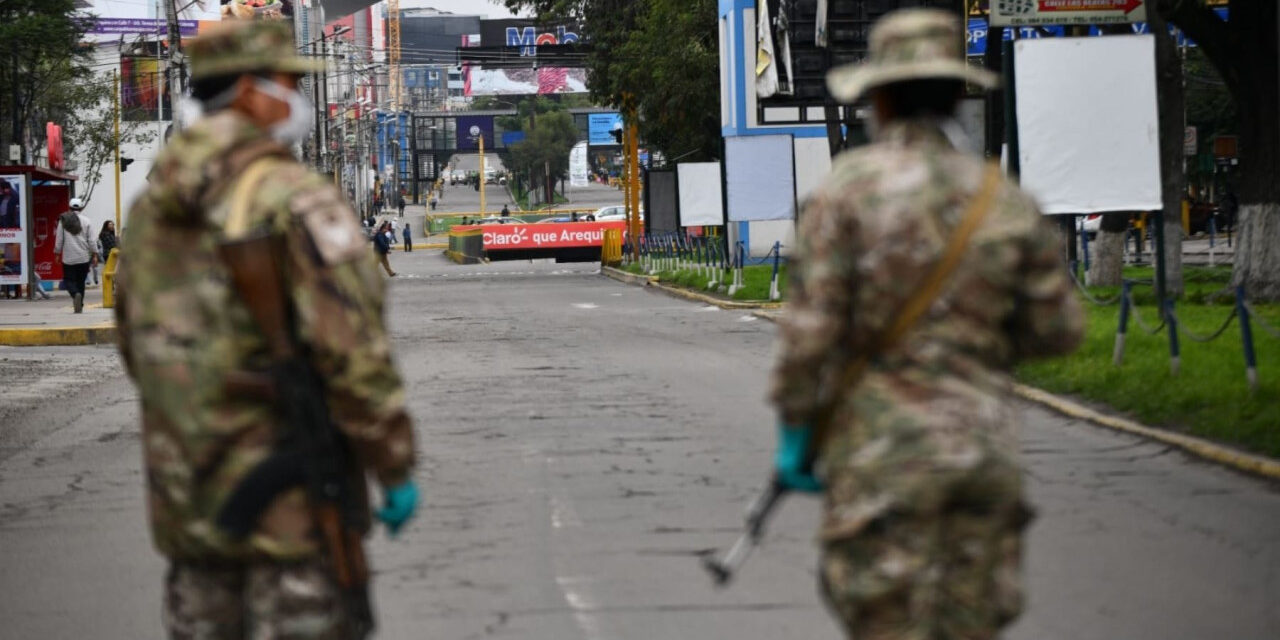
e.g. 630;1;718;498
479;132;486;214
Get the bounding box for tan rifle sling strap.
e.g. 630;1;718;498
815;163;1003;437
224;158;286;240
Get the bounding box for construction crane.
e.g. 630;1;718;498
387;0;401;111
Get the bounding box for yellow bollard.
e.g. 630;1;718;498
102;248;120;309
602;229;623;266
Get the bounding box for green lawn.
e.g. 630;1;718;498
1017;266;1280;458
622;262;787;302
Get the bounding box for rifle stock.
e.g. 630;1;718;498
218;231;375;637
218;233;294;360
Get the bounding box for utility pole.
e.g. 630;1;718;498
113;69;122;232
162;0;186;130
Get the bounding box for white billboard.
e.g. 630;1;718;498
725;134;795;222
677;162;723;227
1015;35;1162;214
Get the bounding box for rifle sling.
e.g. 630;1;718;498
815;163;1002;438
224;158;283;240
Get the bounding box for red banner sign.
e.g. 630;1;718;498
473;221;626;251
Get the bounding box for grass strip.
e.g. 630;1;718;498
1018;265;1280;458
622;262;786;302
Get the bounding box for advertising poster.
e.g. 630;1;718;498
83;0;222;41
0;175;28;286
455;116;495;151
478;221;625;251
464;68;588;96
569;142;589;187
588;113;624;146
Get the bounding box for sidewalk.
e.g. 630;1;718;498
0;283;116;346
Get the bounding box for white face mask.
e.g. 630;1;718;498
253;78;315;146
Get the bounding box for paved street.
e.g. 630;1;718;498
1;252;1277;639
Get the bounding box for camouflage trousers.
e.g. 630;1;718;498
818;491;1030;639
164;559;350;640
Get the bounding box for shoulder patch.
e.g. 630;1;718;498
290;185;368;266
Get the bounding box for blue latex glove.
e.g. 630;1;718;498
775;423;824;493
376;480;419;536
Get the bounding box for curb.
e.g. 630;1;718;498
1013;384;1280;481
408;242;447;250
748;306;1280;481
0;324;118;347
600;266;784;311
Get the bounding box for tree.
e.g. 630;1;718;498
507;109;579;205
503;0;722;163
1148;8;1184;297
0;1;94;161
1156;0;1280;299
0;2;153;203
60;75;156;203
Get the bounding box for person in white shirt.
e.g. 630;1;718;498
53;198;99;313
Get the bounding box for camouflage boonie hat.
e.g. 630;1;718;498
189;19;325;80
827;8;999;103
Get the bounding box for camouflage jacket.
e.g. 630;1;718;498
116;111;415;561
770;118;1083;539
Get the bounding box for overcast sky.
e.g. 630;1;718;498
399;0;525;19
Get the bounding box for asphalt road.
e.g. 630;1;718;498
0;252;1277;639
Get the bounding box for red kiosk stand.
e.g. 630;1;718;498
0;166;77;300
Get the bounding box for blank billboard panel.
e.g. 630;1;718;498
677;162;723;227
725;135;795;222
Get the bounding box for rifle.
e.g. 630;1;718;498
215;232;374;639
702;476;787;586
703;164;1004;588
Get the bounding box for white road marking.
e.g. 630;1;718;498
572;303;599;310
557;576;607;640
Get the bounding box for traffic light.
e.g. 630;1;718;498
120;157;135;172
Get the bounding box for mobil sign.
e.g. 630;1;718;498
507;26;579;56
480;221;625;251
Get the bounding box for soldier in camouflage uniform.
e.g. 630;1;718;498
115;20;419;639
769;10;1083;639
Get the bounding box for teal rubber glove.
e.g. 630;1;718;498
775;423;823;493
376;480;419;536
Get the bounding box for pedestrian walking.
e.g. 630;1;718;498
93;220;119;285
768;10;1083;640
114;20;417;640
501;204;510;217
429;193;437;210
374;221;397;276
402;220;412;252
397;192;406;217
53;197;98;313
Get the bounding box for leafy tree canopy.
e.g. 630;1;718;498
503;0;721;163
